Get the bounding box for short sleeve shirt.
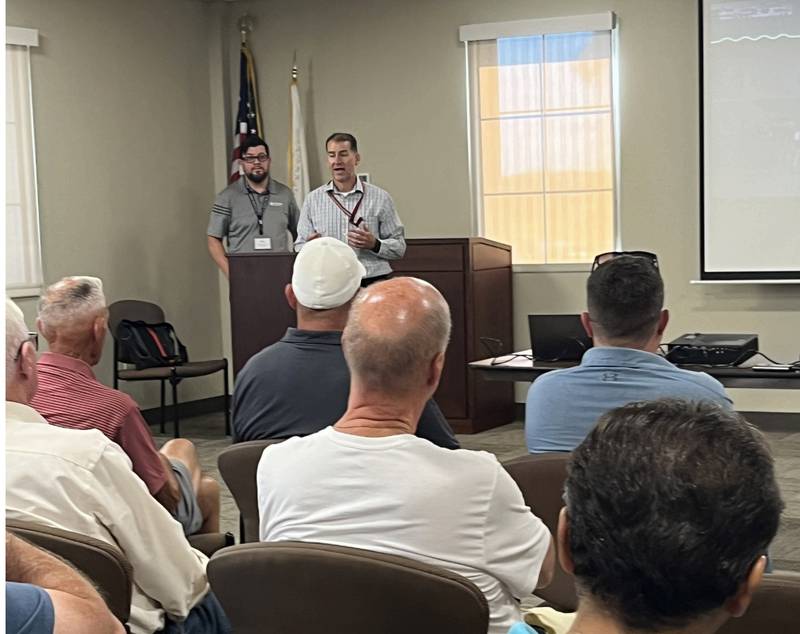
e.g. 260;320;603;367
208;177;300;253
525;347;733;453
6;582;55;634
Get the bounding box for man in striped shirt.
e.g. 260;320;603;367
30;277;221;537
295;132;406;283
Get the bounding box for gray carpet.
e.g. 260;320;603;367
155;415;800;572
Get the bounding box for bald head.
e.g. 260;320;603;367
342;277;451;396
38;276;107;364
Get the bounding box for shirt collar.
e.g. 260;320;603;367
6;401;49;425
241;176;273;195
37;351;96;379
282;327;343;345
325;177;364;196
580;346;673;368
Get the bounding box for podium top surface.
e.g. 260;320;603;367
228;251;297;258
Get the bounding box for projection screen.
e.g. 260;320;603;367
700;0;800;281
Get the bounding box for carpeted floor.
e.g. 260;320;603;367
155;414;800;572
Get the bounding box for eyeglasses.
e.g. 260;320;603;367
14;332;38;361
480;337;533;366
241;153;269;164
591;251;659;272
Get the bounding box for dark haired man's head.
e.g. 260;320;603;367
560;399;783;633
325;132;357;153
326;133;360;191
582;255;666;350
239;135;271;185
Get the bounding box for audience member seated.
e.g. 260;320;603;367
257;277;555;634
6;531;123;634
31;276;220;536
526;253;732;453
558;399;782;634
5;298;230;634
233;236;459;449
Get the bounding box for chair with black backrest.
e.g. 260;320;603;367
7;519;133;628
218;439;284;543
715;570;800;634
503;452;577;612
107;299;229;438
208;540;489;634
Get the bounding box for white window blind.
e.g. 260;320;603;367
6;27;43;297
461;14;619;266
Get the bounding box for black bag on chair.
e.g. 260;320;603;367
117;320;188;370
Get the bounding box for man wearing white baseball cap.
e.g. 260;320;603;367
232;237;458;448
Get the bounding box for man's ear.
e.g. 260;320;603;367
723;555;767;618
354;152;361;167
35;317;48;342
656;309;669;335
93;315;107;343
580;312;594;339
19;341;37;381
557;507;575;575
284;284;297;310
427;351;445;389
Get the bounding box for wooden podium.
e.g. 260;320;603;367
229;253;296;375
392;238;514;433
229;237;514;434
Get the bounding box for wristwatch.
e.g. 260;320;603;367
371;239;382;253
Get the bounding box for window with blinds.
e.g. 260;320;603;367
462;15;618;265
6;28;43;297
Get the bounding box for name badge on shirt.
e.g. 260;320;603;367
269;201;283;207
254;237;272;250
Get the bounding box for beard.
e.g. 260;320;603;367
247;170;267;184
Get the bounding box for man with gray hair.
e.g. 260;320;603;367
31;276;220;536
257;278;555;634
6;298;231;634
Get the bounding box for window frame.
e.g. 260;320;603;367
460;13;621;271
6;26;44;298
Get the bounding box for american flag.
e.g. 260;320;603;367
229;43;263;183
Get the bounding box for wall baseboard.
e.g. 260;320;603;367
141;395;226;426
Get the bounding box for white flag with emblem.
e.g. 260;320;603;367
288;75;310;207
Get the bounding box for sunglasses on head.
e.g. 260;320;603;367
591;251;659;272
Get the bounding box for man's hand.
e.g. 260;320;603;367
307;231;322;241
154;453;181;514
347;227;377;250
206;236;229;278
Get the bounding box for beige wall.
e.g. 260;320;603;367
233;0;799;412
8;0;224;408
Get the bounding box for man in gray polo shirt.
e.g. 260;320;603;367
207;135;301;277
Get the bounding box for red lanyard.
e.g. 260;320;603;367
327;186;365;228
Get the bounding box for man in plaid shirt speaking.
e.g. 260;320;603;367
295;132;406;285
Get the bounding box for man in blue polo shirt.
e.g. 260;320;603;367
525;253;732;453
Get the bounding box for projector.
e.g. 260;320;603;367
666;333;759;366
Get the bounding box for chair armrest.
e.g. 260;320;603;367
188;532;235;557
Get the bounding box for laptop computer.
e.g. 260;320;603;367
528;314;593;361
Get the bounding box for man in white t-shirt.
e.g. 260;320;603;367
257;277;555;634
